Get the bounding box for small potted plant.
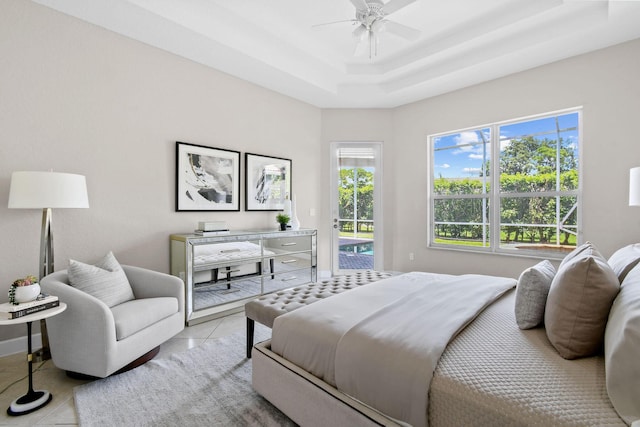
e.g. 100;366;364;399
276;213;290;231
9;275;41;305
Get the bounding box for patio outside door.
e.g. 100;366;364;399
330;142;383;275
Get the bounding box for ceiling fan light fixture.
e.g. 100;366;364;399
319;0;420;59
370;20;385;33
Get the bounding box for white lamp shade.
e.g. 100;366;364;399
8;171;89;209
630;167;640;207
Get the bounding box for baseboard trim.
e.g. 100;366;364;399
0;333;42;358
318;270;332;279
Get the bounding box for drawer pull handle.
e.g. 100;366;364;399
281;259;297;264
281;276;297;281
222;269;241;274
220;249;241;254
281;242;297;247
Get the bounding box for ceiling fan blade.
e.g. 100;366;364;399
312;19;358;29
382;0;417;15
382;20;421;40
349;0;369;10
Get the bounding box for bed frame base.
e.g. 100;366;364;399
252;340;406;427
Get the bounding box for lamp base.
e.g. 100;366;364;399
7;390;52;416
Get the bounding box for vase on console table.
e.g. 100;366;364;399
283;194;292;228
290;195;300;231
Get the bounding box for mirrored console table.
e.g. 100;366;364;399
170;229;317;325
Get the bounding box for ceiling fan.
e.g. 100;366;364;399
315;0;421;58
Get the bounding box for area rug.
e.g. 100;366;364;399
74;326;296;427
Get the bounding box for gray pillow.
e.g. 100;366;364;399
608;243;640;284
68;251;134;307
605;263;640;424
514;260;556;329
545;244;620;359
558;240;598;270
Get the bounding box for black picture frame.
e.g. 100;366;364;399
176;141;241;211
245;153;292;211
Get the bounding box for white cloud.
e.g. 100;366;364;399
451;131;491;159
452;131;481;154
436;163;451;169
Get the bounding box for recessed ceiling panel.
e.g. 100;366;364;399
33;0;640;107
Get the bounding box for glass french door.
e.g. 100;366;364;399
330;142;383;275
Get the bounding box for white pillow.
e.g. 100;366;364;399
605;263;640;424
514;260;556;329
68;252;134;307
608;243;640;284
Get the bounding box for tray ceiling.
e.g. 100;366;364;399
34;0;640;108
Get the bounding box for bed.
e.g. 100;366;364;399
252;243;640;426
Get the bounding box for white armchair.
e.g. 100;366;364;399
41;265;184;378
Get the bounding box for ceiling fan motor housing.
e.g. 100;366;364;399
356;0;386;28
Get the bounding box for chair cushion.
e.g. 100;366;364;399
514;260;556;329
545;242;620;359
68;252;135;308
111;297;179;341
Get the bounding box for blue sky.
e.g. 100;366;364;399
433;112;579;179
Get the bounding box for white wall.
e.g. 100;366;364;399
389;38;640;276
321;38;640;279
320;109;395;271
0;1;322;341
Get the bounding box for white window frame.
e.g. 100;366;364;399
428;108;582;259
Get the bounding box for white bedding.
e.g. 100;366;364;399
430;290;626;426
271;271;516;427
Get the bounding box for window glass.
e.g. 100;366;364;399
433;129;490;195
429;110;581;257
433;198;490;247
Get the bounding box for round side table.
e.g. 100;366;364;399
0;303;66;416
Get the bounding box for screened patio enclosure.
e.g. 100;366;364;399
335;146;378;270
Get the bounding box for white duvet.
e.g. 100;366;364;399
271;271;516;427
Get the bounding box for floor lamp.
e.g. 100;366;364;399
630;167;640;207
8;171;89;359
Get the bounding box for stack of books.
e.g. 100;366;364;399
0;295;60;320
194;220;230;236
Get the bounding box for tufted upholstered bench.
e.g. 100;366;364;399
244;270;395;357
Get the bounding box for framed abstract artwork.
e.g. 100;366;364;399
176;141;241;211
245;153;291;211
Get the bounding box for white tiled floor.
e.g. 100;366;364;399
0;313;246;426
